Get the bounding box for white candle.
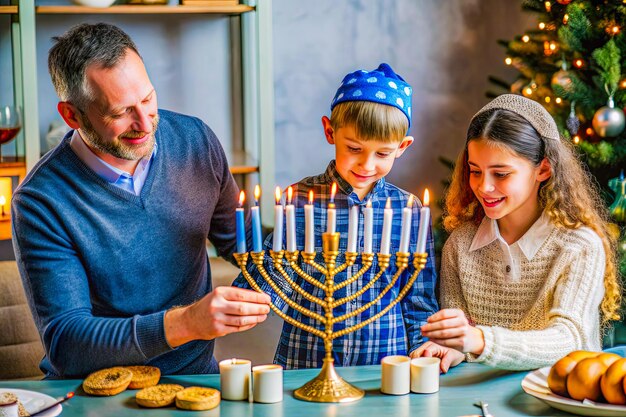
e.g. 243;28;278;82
381;355;411;395
399;195;413;253
273;187;283;252
219;358;252;401
286;186;296;252
380;198;393;255
304;190;315;253
347;205;359;253
416;189;431;254
363;199;373;254
252;364;283;403
410;357;440;394
326;182;337;234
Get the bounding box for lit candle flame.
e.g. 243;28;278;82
0;195;5;206
287;186;293;205
330;182;337;202
308;190;314;205
238;190;245;207
407;195;414;208
366;199;372;208
275;186;281;205
254;185;261;204
424;189;430;206
385;197;391;209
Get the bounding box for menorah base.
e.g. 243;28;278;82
293;359;364;403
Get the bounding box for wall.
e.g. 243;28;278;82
272;0;533;218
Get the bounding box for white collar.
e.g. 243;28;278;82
469;212;554;260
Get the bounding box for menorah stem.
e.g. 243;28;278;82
321;232;340;363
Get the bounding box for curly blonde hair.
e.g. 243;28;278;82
444;108;620;325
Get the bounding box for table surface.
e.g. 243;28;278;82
0;363;579;417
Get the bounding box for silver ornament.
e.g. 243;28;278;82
566;102;580;136
592;97;625;138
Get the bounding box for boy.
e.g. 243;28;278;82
234;63;438;369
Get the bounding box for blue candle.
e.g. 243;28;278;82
236;191;247;254
252;185;263;252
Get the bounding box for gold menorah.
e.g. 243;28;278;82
234;232;427;403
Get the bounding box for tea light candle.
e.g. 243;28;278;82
399;195;413;253
410;357;440;394
304;190;315;253
416;189;431;254
236;191;246;254
326;182;337;234
286;186;296;252
346;205;359;253
219;358;252;401
273;187;283;252
251;185;263;252
252;364;283;403
381;355;410;395
363;199;373;254
380;198;393;255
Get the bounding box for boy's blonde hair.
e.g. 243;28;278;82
444;108;621;325
330;101;408;144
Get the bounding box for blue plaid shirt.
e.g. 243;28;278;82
233;161;438;369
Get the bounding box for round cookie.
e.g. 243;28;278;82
175;387;221;411
136;384;185;408
126;366;161;389
83;367;133;396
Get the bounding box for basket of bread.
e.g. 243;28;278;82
521;349;626;416
82;366;220;411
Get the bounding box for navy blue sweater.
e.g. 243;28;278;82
12;110;240;378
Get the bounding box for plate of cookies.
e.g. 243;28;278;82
521;350;626;416
0;388;62;417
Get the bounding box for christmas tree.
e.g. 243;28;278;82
489;0;626;284
489;0;626;195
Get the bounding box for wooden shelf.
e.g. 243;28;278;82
228;150;258;175
0;4;253;15
0;6;17;14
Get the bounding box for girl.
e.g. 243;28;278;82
416;94;621;372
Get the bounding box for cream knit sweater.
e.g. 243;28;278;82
440;221;605;371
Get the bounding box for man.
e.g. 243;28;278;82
11;23;270;378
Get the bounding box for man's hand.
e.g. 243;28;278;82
420;308;485;355
412;341;465;373
164;286;271;347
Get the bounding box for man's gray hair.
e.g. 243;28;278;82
48;23;140;111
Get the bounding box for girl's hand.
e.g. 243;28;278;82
420;308;485;355
412;341;465;373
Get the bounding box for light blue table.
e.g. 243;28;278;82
0;363;575;417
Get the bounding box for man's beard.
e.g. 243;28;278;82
79;114;159;161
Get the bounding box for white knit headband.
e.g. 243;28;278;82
470;94;560;141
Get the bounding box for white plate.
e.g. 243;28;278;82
0;388;62;417
521;366;626;416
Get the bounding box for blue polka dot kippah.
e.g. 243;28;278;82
331;63;412;127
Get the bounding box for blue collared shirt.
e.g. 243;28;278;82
69;130;156;195
234;160;439;369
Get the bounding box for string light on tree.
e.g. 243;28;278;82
544;1;552;11
573;135;580;144
556;0;572;4
563;14;569;24
573;59;584;68
505;57;512;65
555;97;562;104
522;34;530;43
539;22;546;30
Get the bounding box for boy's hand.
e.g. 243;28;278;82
412;341;465;373
420;308;485;355
164;286;271;347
